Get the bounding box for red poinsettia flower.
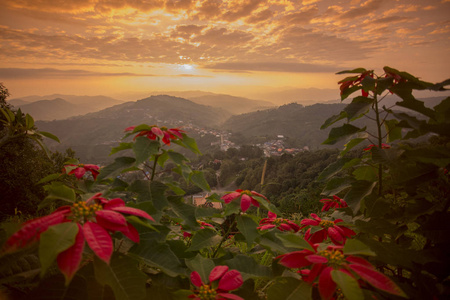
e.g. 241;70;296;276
278;244;406;300
320;195;348;212
300;214;356;245
257;211;300;232
189;266;244;300
2;193;153;283
221;190;268;212
338;70;373;98
64;164;100;180
125;125;185;145
182;221;215;238
363;143;391;151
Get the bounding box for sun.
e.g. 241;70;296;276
182;64;193;70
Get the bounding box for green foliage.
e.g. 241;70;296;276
1;69;449;300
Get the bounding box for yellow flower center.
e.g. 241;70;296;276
318;249;345;268
71;201;102;223
198;284;217;300
319;220;335;228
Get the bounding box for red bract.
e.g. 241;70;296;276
189;266;244;300
363;143;391;151
258;211;300;232
301;214;355;245
125;125;185;145
64;164;100;180
2;193;153;283
277;245;406;300
221;189;268;212
182;221;214;238
320;195;348;212
338;70;373;98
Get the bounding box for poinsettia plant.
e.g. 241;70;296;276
0;66;448;300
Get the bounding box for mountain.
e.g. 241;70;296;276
8;94;123;120
17;98;83;120
36;95;231;163
248;88;340;105
222;103;348;149
188;94;274;114
146;91;275;114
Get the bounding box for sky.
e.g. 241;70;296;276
0;0;449;101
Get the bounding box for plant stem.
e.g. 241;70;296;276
150;154;160;181
212;215;236;258
373;93;383;195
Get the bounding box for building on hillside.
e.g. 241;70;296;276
190;194;222;209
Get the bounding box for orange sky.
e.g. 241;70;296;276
0;0;449;101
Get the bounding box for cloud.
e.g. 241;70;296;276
0;68;156;79
340;0;386;20
204;62;341;73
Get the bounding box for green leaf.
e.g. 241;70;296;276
31;273;88;300
344;181;377;214
38;131;60;143
236;215;259;247
361;76;376;94
25;114;34;129
276;233;314;251
336;68;367;74
341;85;363;101
39;223;79;276
133;137;160;166
38;173;61;184
395;97;435;119
341;136;367;156
185;254;215;284
129;240;185;277
321;111;347;129
322;177;354;196
41;182;76;209
259;231;289;254
128;180;168;210
352;166;378;182
168;196;198;228
384;119;402;142
188;228;222;252
318;157;353;181
173;133;201;154
343;239;376;256
190;171;211;192
323;124;365;145
267;278;312;300
94;254;147;300
168;150;189;165
375;76;394;95
331;270;364;300
110;142;133;155
97;156;136;181
344;96;374;121
225;254;272;281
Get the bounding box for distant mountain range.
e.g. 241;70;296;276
8;94;123;120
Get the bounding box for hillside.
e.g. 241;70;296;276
222;103;349;149
36;95;231;163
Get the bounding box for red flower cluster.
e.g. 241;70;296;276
338;70;373;98
64;164;100;180
278;244;406;300
320;195;348;212
221;190;268;212
125;125;184;145
3;193;153;283
363;143;391;151
300;214;355;245
257;212;300;232
189;266;244;300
